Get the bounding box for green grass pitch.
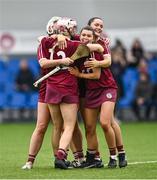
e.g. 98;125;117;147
0;122;157;179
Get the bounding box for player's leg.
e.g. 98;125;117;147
48;104;63;158
70;120;85;167
70;98;85;167
111;116;127;168
71;121;83;152
99;101;117;168
55;103;78;169
22;102;50;169
48;103;63;156
82;107;103;168
84;108;99;150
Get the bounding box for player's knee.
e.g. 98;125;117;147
85;124;96;136
35;124;47;135
100;120;110;132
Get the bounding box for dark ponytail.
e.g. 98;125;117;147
88;17;102;26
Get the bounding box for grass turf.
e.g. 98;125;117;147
0;122;157;179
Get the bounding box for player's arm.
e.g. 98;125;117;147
86;43;104;53
85;42;111;69
39;58;73;69
38;37;73;69
84;55;111;69
68;66;101;79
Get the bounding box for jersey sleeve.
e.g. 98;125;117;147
37;43;43;61
37;37;48;60
37;37;56;60
102;42;111;56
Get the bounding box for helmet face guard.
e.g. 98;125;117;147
46;17;77;36
66;18;77;36
55;18;71;36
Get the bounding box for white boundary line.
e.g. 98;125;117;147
128;160;157;165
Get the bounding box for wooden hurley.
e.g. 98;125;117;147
70;44;90;61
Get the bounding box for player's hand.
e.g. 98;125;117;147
57;34;68;49
68;67;80;77
61;58;74;66
104;37;110;46
84;58;99;69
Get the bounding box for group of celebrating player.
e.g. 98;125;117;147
22;16;127;169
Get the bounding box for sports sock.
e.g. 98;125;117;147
27;154;36;164
57;148;67;160
87;149;96;154
73;150;84;159
95;151;101;160
73;150;84;162
95;151;100;158
117;145;125;154
109;147;117;160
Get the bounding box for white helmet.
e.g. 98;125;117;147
56;17;77;35
55;17;71;35
67;18;77;35
46;16;61;35
68;18;77;29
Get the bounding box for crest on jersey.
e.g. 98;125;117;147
106;93;112;99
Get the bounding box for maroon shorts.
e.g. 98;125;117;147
85;88;117;108
45;84;79;104
38;82;46;103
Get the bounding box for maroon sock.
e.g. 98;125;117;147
27;154;36;164
117;145;125;154
73;150;84;160
57;149;66;160
109;147;116;156
77;150;84;159
95;151;100;159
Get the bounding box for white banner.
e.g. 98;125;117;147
0;27;157;54
0;30;43;54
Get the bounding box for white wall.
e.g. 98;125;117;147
0;0;157;31
0;27;157;54
0;0;156;54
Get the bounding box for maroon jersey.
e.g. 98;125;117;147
77;52;99;98
97;38;110;55
86;38;117;90
37;42;48;103
37;42;48;76
85;52;118;90
40;37;81;98
73;35;117;90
